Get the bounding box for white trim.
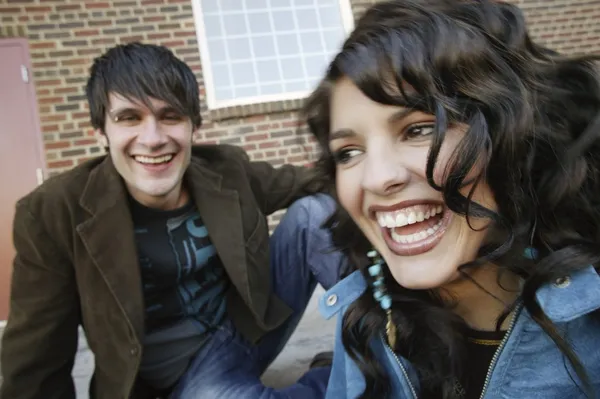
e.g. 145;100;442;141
0;320;6;328
191;0;355;110
191;0;218;110
338;0;356;33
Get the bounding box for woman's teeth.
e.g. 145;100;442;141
390;219;443;243
376;205;443;228
376;204;445;245
134;154;174;164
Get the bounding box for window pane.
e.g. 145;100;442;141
207;38;227;62
211;64;231;88
284;80;307;92
245;0;268;9
305;54;327;78
203;15;222;37
252;36;276;58
261;83;283;95
296;8;318;31
200;0;219;13
322;29;344;52
300;31;323;53
231;62;256;86
235;85;259;98
272;10;295;31
228;37;252;61
270;0;292;7
280;57;303;80
275;34;299;56
256;60;280;82
223;13;247;35
215;87;233;101
220;0;244;12
247;12;271;34
317;5;343;28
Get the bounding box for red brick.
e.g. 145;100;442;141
246;133;269;142
86;2;110;9
30;41;56;49
45;141;71;150
74;139;97;146
42;124;59;133
48;160;74;168
41;114;67;122
25;6;52;12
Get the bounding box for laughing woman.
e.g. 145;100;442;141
303;0;600;398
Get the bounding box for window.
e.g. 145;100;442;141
192;0;354;110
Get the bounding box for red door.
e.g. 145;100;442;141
0;39;46;321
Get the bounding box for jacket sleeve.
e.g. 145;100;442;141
0;200;79;399
239;147;333;215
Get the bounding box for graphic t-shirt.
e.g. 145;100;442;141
130;198;229;390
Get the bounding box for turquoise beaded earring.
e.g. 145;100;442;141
367;250;397;350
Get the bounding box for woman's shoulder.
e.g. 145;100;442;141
535;265;600;323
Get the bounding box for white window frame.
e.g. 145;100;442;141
191;0;355;110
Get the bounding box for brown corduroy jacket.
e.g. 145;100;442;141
0;144;326;399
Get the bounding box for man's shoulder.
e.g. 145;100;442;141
18;156;106;216
191;143;249;164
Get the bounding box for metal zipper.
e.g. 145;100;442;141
479;303;523;399
382;333;418;399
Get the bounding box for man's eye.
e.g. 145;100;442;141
115;114;138;122
332;148;363;164
404;123;435;139
162;113;184;123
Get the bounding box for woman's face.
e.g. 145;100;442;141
329;78;497;290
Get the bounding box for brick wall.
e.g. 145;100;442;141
1;0;599;179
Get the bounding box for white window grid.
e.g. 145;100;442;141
191;0;355;110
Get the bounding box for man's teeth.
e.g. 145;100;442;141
376;205;443;228
390;219;443;244
134;154;174;164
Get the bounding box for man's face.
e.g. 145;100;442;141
98;92;196;210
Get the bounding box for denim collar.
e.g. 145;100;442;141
320;265;600;323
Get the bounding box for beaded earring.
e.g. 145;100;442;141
367;250;397;350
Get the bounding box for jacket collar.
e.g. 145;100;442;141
320;266;600;324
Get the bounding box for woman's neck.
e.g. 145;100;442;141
441;264;521;331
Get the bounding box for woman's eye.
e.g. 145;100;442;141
332;148;363;164
404;123;435;139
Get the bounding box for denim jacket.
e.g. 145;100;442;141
319;267;600;398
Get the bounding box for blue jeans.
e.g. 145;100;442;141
169;194;345;399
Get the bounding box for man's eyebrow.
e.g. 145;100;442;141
108;105;179;118
108;107;137;118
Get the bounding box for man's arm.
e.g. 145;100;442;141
239;148;333;215
0;200;79;399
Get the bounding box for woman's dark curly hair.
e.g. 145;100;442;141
302;0;600;397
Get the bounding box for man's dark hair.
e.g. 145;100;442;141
86;42;202;131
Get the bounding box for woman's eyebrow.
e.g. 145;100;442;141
328;128;356;142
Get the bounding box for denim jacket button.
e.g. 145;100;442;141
326;294;338;306
554;276;571;288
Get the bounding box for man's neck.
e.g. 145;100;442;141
128;183;190;211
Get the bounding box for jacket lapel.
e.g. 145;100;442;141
76;157;145;342
184;159;251;306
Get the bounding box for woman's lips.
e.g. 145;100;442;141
381;208;452;256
